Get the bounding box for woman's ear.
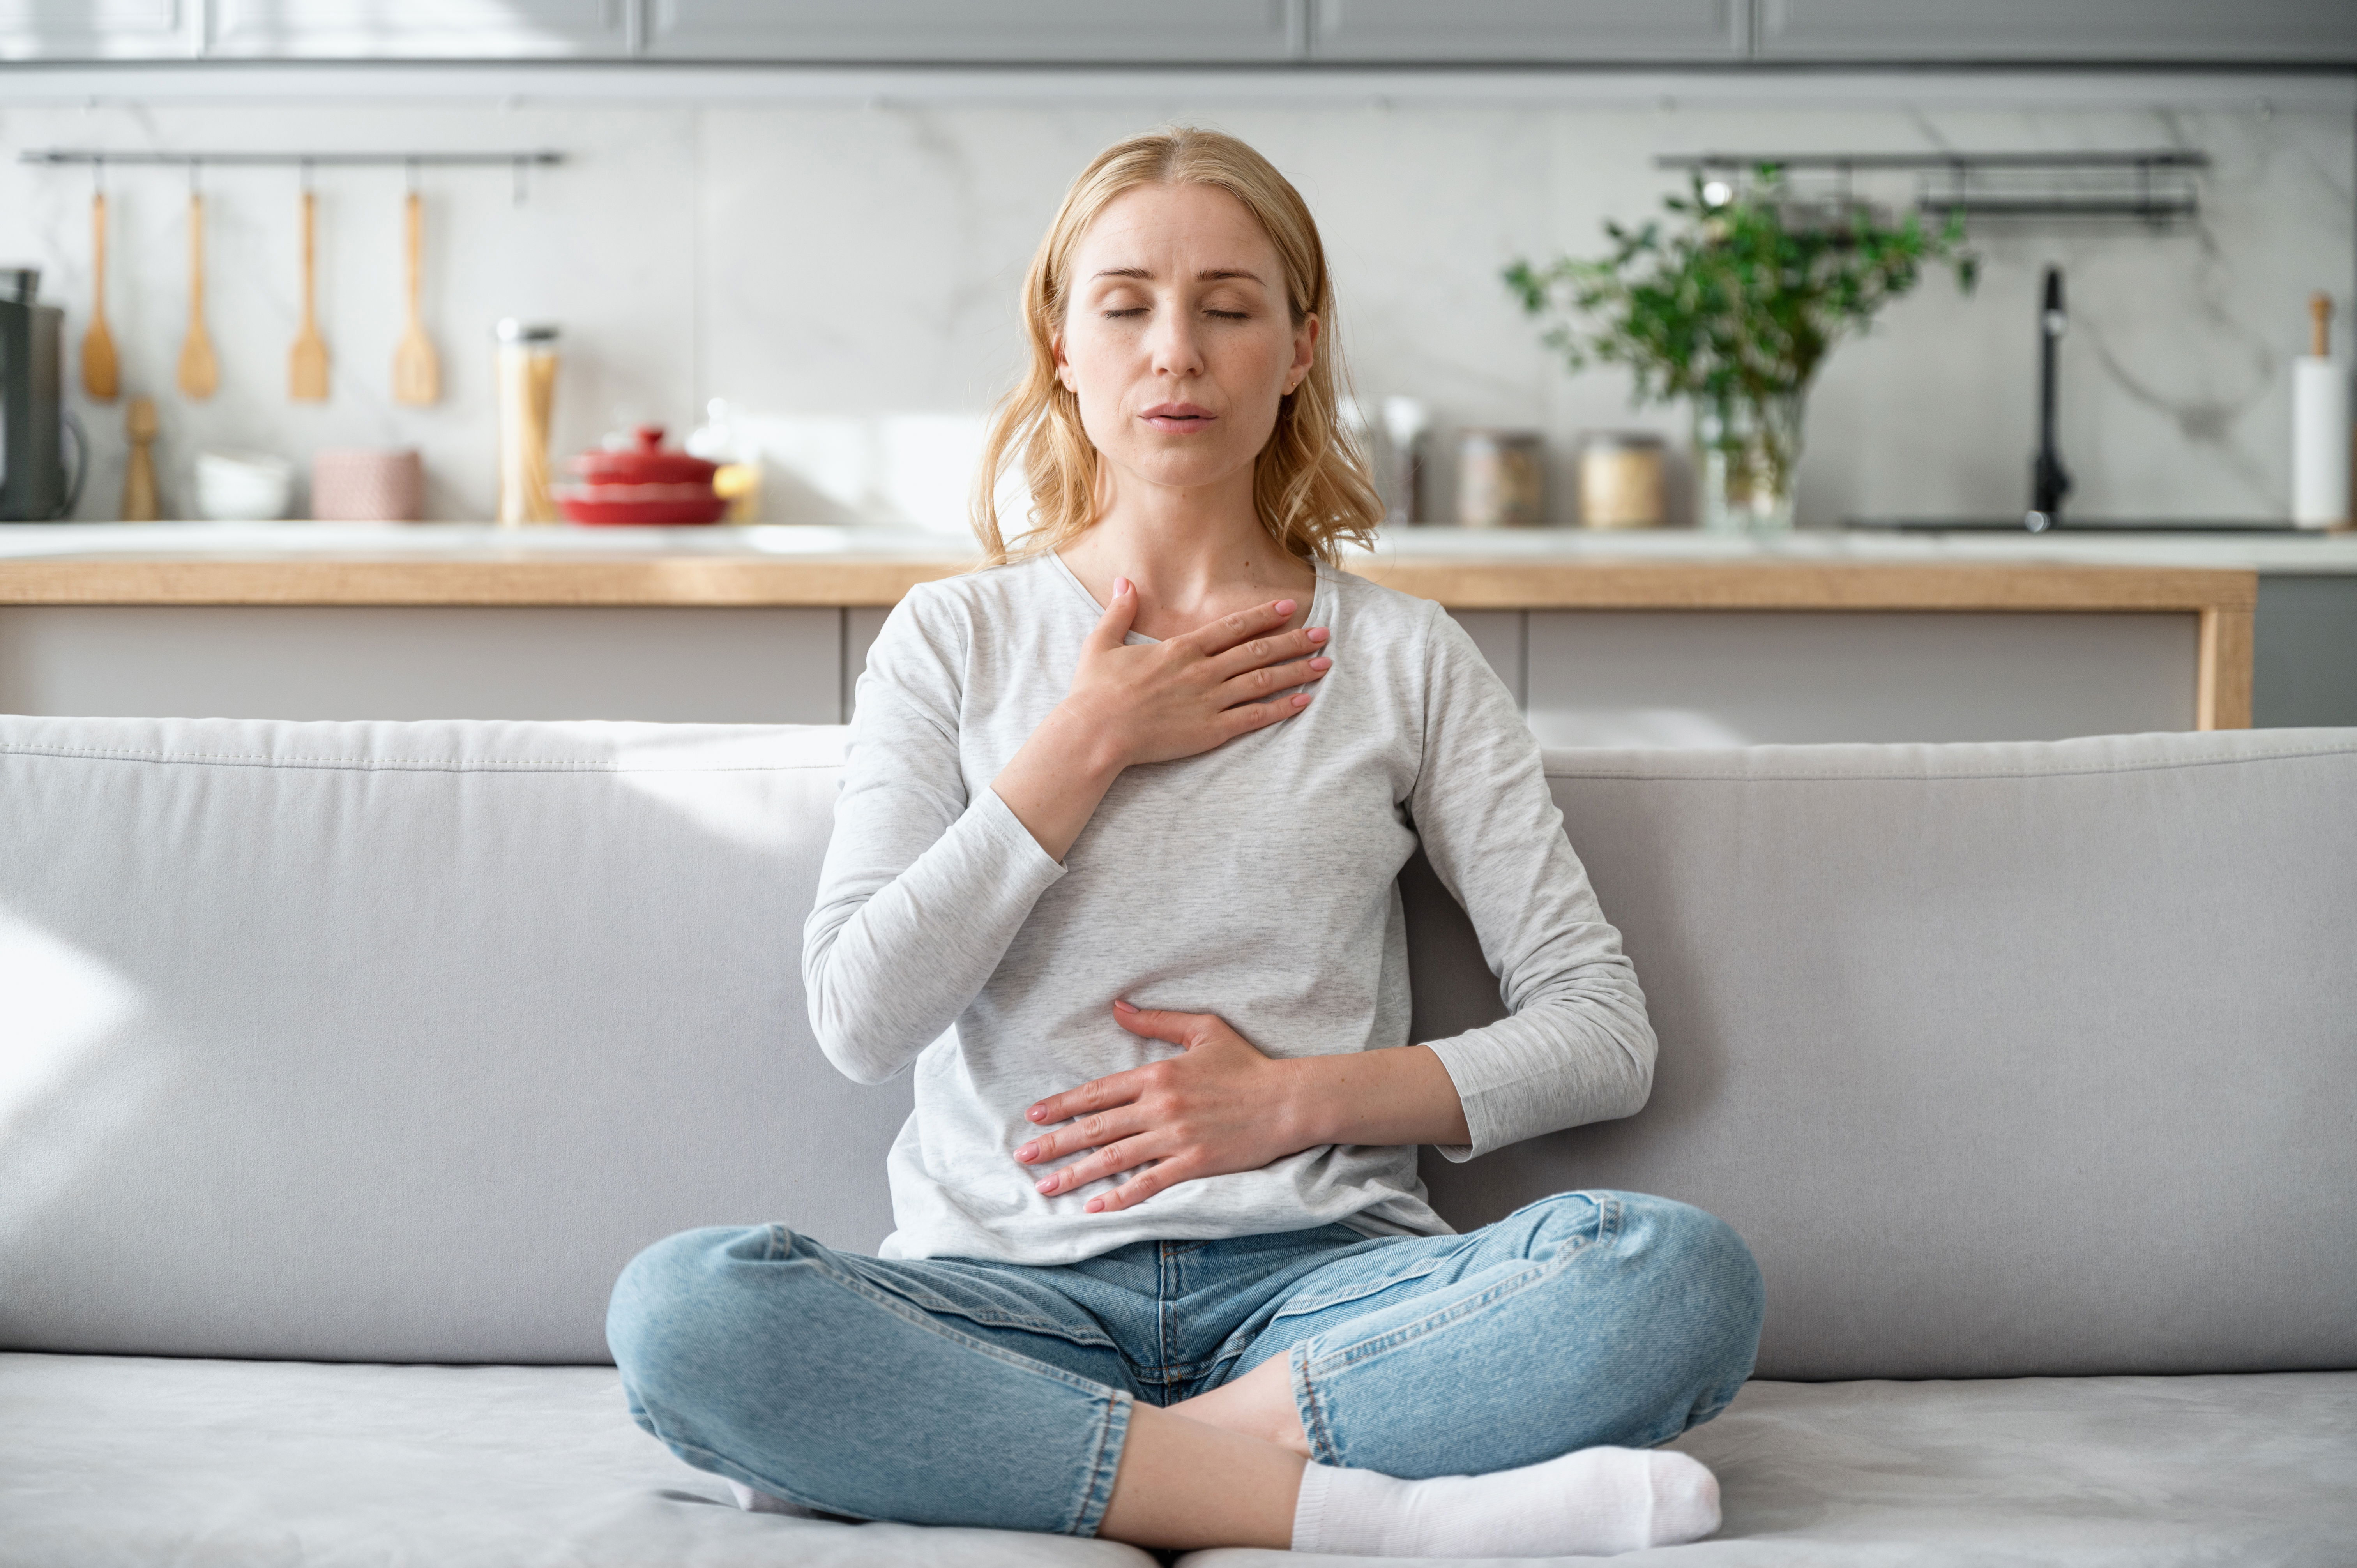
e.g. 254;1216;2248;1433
1286;313;1321;395
1052;333;1075;394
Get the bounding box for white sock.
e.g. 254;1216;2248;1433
725;1479;816;1518
1290;1446;1720;1559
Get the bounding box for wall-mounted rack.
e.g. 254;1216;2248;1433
18;150;564;168
19;148;566;202
1656;150;2207;224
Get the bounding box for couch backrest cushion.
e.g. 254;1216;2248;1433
1412;729;2357;1379
1;717;906;1363
5;718;2352;1377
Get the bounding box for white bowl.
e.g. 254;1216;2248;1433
195;450;295;522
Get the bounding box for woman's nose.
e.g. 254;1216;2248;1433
1147;306;1206;380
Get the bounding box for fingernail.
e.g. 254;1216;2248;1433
1027;1105;1047;1121
1293;694;1312;706
1037;1178;1057;1195
1307;627;1329;643
1085;1199;1104;1213
1113;576;1131;596
1310;657;1332;670
1016;1143;1036;1162
1274;599;1296;615
1113;998;1139;1014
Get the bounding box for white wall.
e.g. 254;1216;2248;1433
2;66;2350;528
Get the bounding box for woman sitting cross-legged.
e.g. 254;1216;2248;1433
608;125;1763;1559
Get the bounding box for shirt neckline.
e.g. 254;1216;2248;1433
1044;549;1329;648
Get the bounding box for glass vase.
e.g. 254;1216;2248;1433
1693;390;1806;533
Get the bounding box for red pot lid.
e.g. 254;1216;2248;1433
565;425;719;486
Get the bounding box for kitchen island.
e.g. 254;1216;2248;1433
1;523;2339;743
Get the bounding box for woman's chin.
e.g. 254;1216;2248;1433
1103;448;1262;497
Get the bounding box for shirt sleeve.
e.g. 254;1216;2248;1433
1408;603;1658;1159
800;589;1067;1085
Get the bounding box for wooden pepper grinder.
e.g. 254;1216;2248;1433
121;396;160;521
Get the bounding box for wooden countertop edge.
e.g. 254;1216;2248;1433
0;556;2258;613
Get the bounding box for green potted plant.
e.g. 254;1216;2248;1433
1507;170;1978;531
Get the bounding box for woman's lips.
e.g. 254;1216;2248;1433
1140;403;1216;434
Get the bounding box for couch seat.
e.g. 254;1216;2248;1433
4;1353;2351;1566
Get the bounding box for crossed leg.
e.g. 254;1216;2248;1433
610;1192;1760;1555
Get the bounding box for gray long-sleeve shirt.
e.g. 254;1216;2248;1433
803;551;1656;1264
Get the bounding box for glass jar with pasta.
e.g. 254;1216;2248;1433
494;320;560;526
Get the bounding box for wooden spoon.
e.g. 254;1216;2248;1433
176;192;219;401
288;189;329;402
393;191;440;406
121;396;160;521
81;191;119;402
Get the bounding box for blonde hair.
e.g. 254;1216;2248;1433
971;126;1383;567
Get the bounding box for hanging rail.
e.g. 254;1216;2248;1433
18;150;564;168
1655;149;2206;223
1657;150;2208;171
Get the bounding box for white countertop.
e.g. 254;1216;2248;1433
2;522;2352;574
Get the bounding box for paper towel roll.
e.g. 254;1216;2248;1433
2292;355;2350;528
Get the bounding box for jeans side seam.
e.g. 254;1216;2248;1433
1068;1388;1134;1537
1291;1340;1342;1468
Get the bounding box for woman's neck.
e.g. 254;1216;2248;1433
1058;468;1316;642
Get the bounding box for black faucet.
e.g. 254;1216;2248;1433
2027;265;2073;531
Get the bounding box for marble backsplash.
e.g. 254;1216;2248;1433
1;68;2350;528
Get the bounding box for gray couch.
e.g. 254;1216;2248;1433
2;714;2352;1566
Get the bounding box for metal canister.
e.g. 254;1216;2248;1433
1576;431;1666;530
1455;428;1545;528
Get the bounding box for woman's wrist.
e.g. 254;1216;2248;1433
1045;695;1135;780
1285;1046;1471;1151
991;701;1133;863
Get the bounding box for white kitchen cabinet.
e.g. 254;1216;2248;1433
0;0;200;61
1308;0;1747;62
646;0;1306;63
206;0;632;59
1754;0;2357;64
1523;610;2198;747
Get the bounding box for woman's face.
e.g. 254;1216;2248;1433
1055;182;1318;498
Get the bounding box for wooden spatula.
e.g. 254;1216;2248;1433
81;191;118;402
289;189;329;402
392;191;440;406
176;192;218;401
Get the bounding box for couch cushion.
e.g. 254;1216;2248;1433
1411;729;2357;1380
0;1351;1151;1567
7;718;2353;1381
0;717;903;1362
1194;1369;2357;1567
4;1353;2348;1566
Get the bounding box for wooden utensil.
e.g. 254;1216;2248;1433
393;191;440;406
176;192;219;400
289;189;329;402
121;396;160;521
81;191;118;402
2311;291;2334;358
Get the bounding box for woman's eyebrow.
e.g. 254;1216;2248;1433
1086;266;1268;284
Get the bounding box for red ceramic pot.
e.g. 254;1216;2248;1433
555;425;727;525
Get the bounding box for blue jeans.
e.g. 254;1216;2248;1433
607;1190;1763;1537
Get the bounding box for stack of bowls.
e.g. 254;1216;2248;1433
194;451;295;522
